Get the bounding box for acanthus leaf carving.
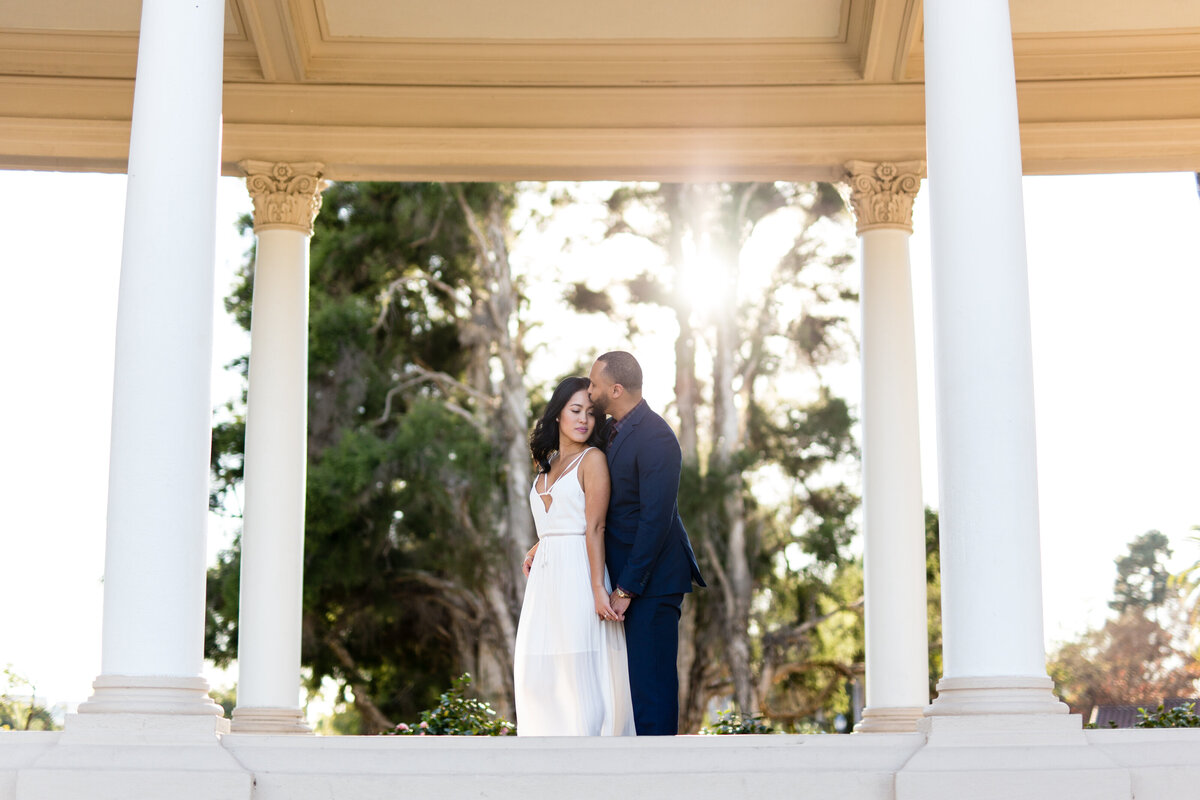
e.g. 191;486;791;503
843;160;925;234
240;160;328;235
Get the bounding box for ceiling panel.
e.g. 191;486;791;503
318;0;848;41
0;1;241;37
0;1;141;32
1010;0;1200;34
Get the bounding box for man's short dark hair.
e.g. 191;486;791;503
597;351;643;391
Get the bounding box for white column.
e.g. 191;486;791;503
77;0;226;717
230;161;326;734
844;161;930;733
922;0;1067;717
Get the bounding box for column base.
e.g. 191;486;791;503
925;675;1069;717
854;706;925;733
899;712;1127;800
17;713;251;800
231;706;312;734
75;675;225;717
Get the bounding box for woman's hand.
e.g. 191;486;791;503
594;586;620;622
522;543;538;578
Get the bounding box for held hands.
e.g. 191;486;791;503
594;586;621;622
607;590;632;620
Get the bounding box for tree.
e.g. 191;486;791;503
1049;609;1198;721
924;508;944;700
1170;528;1200;637
1049;531;1199;721
0;666;57;731
574;182;861;728
207;179;869;734
207;181;531;730
1110;530;1172;618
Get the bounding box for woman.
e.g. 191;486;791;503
513;376;637;736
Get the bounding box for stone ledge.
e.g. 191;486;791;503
6;726;1200;800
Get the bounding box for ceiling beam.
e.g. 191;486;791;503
858;0;922;83
237;0;305;82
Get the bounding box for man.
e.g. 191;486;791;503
587;350;706;735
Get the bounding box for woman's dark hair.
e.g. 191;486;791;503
529;376;609;473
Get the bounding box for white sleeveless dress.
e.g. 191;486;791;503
513;448;637;736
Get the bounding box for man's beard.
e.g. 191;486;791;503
591;393;609;417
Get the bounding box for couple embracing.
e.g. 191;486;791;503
514;351;706;736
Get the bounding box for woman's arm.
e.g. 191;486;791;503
579;449;618;620
522;541;539;578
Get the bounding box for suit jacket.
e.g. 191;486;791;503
604;400;706;597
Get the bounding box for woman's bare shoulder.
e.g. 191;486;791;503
580;447;610;479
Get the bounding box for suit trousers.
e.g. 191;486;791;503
622;592;683;735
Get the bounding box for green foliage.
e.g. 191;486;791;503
383;675;515;736
618;181;863;729
209;684;237;718
315;704;364;736
1171;530;1200;634
1135;702;1200;728
207;181;521;730
0;666;57;731
1049;530;1200;721
1110;530;1173;616
925;508;944;700
207;179;871;734
700;709;775;735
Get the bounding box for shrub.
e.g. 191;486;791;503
384;674;515;736
1135;702;1200;728
700;709;774;735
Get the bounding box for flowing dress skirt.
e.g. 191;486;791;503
513;533;636;736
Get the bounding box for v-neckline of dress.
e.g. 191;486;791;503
535;448;590;513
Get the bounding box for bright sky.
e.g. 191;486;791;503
1;170;1197;708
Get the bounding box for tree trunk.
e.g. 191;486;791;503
327;637;396;733
709;186;757;715
663;184;700;462
450;185;532;715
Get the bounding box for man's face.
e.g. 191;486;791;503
587;360;613;417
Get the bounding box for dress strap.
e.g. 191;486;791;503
561;447;593;476
535;447;593;496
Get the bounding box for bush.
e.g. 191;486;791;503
1;666;58;731
1135;702;1200;728
700;709;774;735
383;674;515;736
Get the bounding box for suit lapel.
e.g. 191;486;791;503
606;400;648;464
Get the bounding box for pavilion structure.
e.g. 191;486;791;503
2;1;1199;799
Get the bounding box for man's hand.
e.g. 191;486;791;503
608;590;632;621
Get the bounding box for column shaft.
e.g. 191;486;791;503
232;161;325;733
859;228;929;729
923;0;1066;716
845;161;929;733
80;0;226;716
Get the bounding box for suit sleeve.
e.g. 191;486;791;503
616;421;683;596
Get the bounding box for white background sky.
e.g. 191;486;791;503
1;170;1198;708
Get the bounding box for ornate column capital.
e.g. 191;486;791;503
843;160;925;234
239;160;328;235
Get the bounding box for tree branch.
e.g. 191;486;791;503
370;272;463;334
325;636;395;733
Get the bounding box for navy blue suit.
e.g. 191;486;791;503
604;400;705;735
